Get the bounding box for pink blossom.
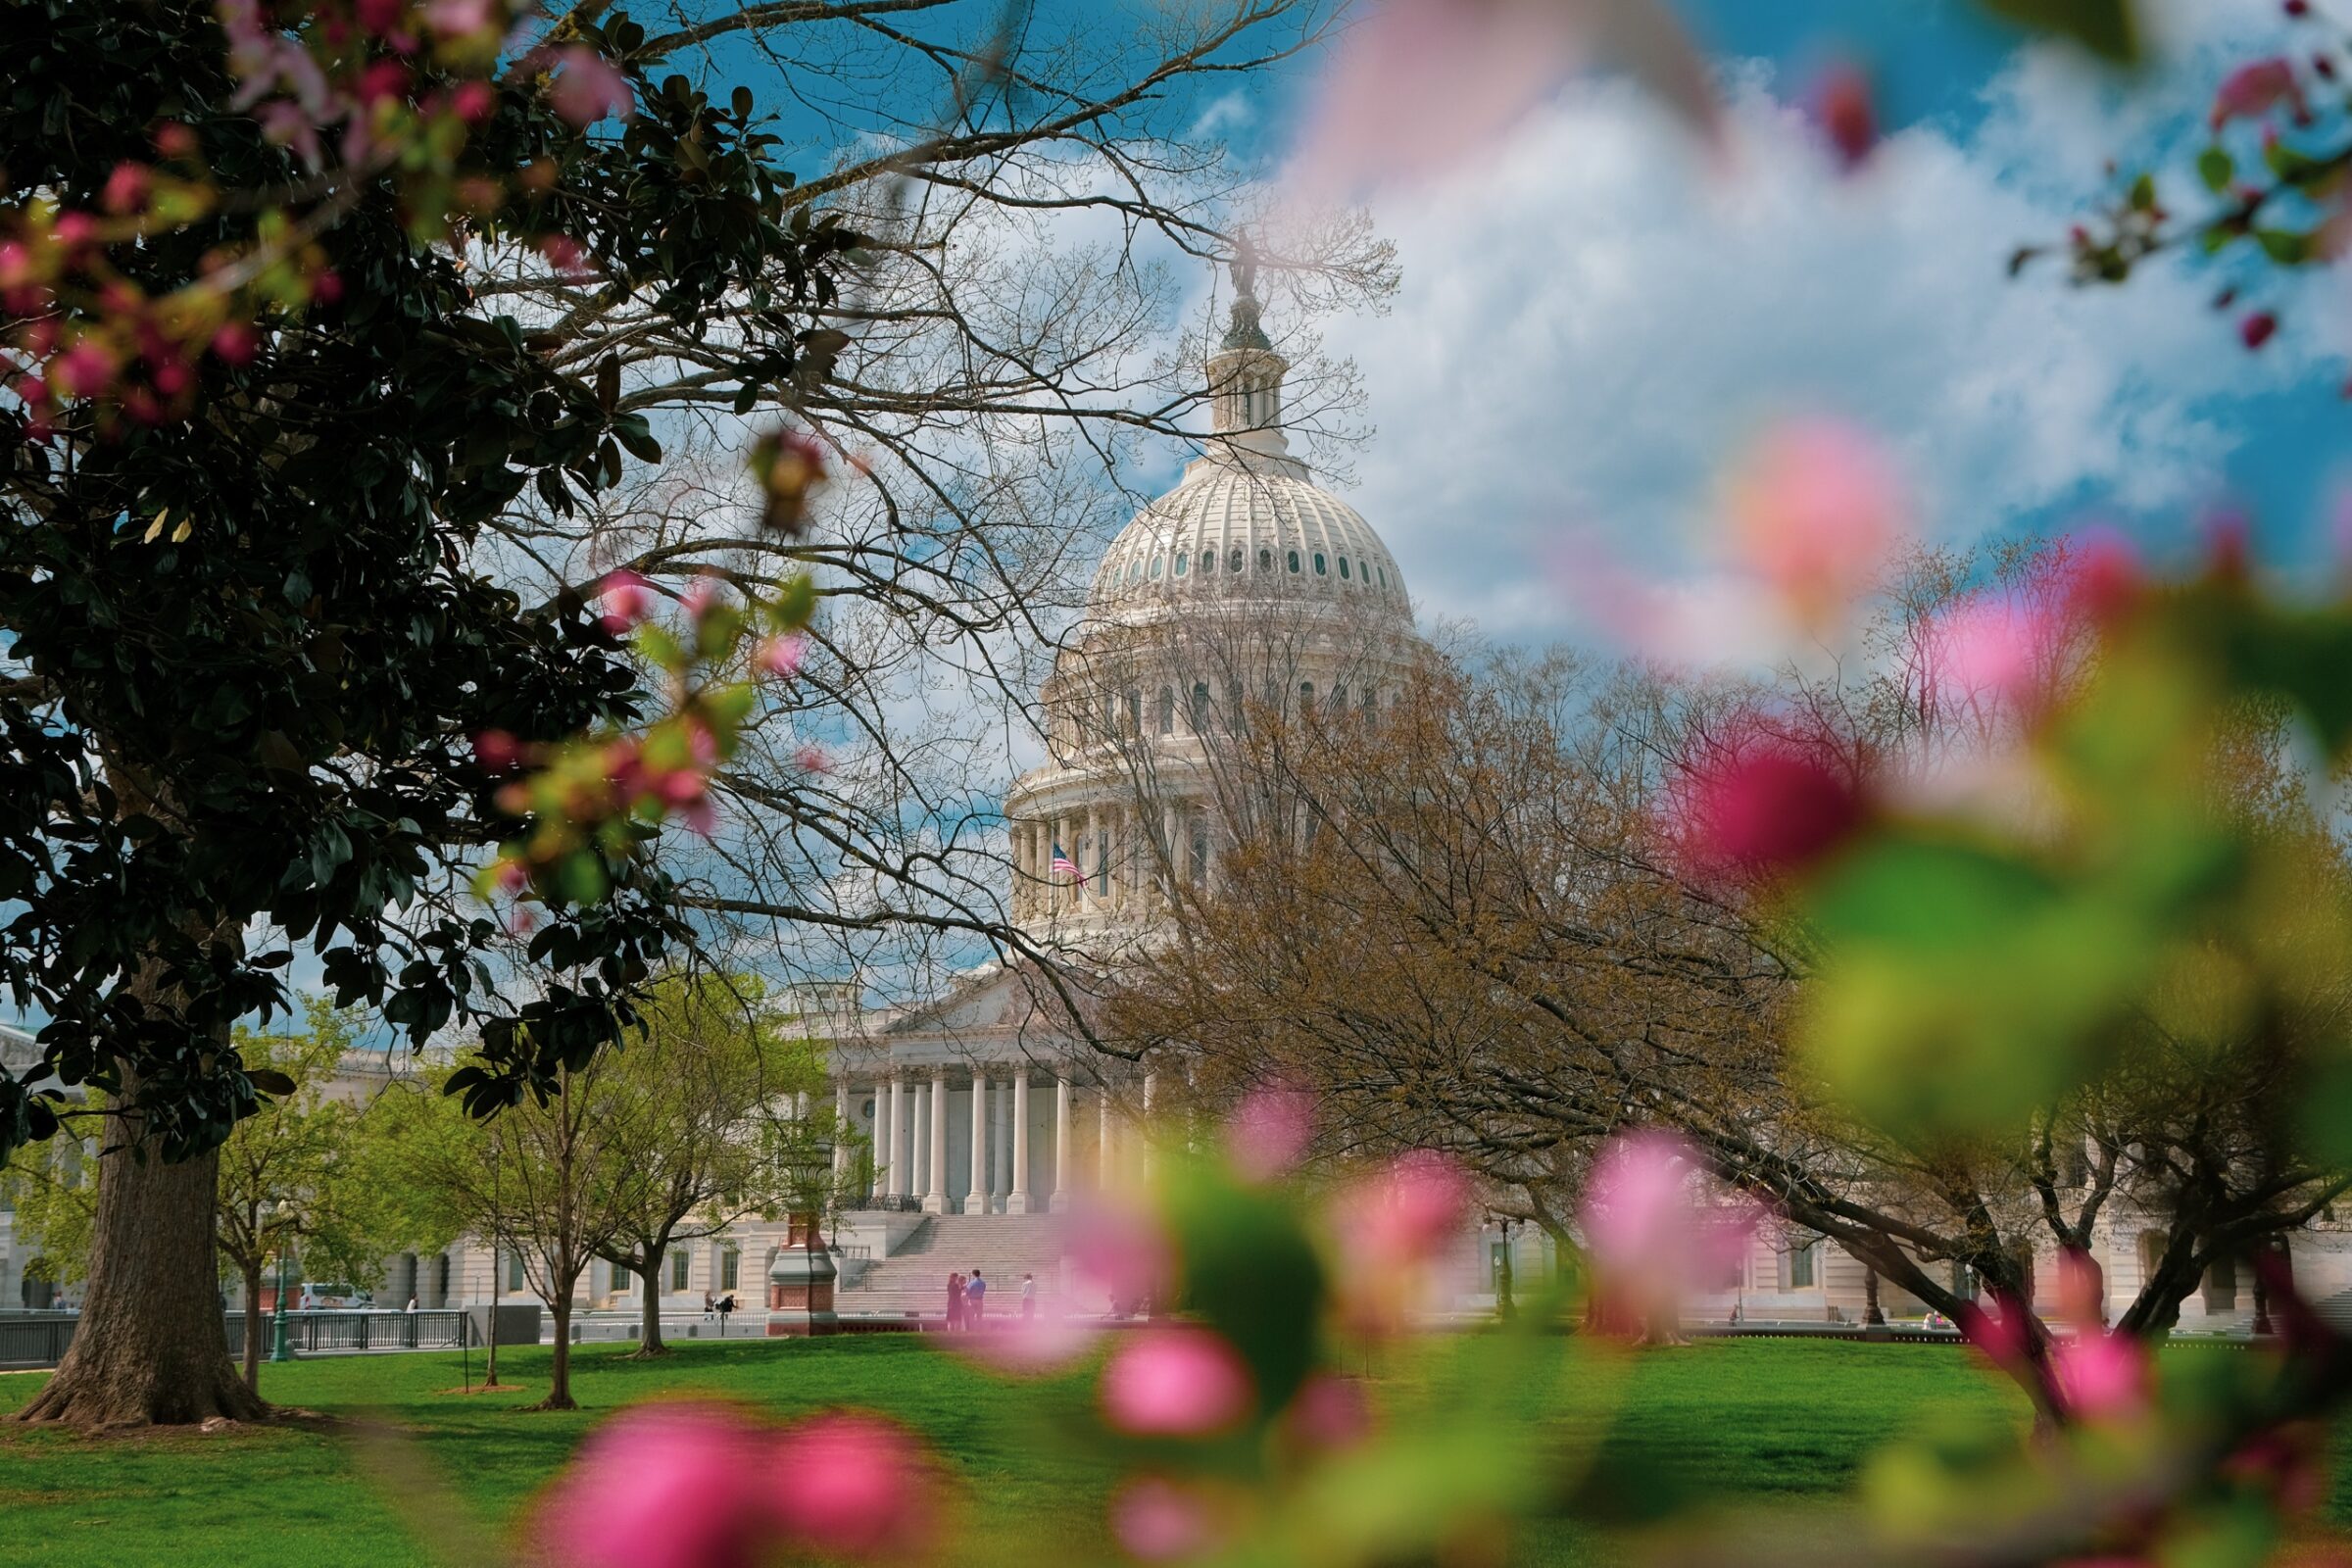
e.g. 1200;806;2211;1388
1931;593;2062;711
2056;1332;2144;1418
50;340;117;399
1110;1478;1218;1562
1670;722;1865;880
1726;418;1906;629
1288;0;1717;199
595;568;654;633
1282;1372;1374;1452
1067;1195;1179;1309
2211;58;2306;129
533;1402;773;1568
947;1310;1102;1377
471;728;524;772
1580;1130;1760;1327
354;0;404;37
538;234;594;279
2241;309;2279;350
1809;62;1878;171
2062;528;2142;625
493;857;529;895
1100;1328;1254;1437
549;46;634;127
769;1412;934;1557
358;58;411;106
679;796;717;838
101;162;151;215
756;633;808;678
423;0;495;39
793;743;832;774
1224;1082;1314;1182
1336;1149;1472;1267
451;79;497;124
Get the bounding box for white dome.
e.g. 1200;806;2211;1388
1089;453;1409;624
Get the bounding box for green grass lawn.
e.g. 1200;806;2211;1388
0;1336;2302;1568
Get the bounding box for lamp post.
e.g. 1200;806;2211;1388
269;1200;298;1363
765;1117;840;1338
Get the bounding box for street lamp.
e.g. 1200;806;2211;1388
269;1200;299;1363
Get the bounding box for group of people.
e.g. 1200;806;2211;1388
944;1268;1036;1330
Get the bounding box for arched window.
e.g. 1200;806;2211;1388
1150;555;1164;580
1188;815;1209;885
1124;559;1139;583
1258;548;1273;572
1377;565;1388;588
1190;681;1211;732
1298;680;1315;710
1287;549;1301;573
1333;685;1348;712
1338;557;1351;580
1173;553;1188;577
1225;680;1244;729
1229;548;1244;573
1200;551;1214;575
1313;553;1327;576
1125;688;1142;734
1157;686;1175;735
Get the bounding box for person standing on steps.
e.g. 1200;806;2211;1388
1021;1273;1036;1320
966;1267;988;1327
946;1271;965;1332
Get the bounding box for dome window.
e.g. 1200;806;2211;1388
1173;553;1188;578
1200;551;1213;575
1150;555;1164;580
1257;548;1273;572
1377;565;1389;589
1313;553;1327;576
1338;557;1351;580
1286;550;1300;573
1230;548;1245;573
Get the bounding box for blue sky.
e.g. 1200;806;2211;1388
726;0;2352;646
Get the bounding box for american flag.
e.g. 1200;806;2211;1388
1049;842;1082;883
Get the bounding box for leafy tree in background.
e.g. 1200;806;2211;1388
592;972;830;1357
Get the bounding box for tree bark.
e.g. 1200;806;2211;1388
533;1299;576;1411
631;1241;668;1357
1863;1267;1885;1326
18;1094;264;1427
241;1259;266;1393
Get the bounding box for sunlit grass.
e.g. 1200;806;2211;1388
0;1335;2306;1568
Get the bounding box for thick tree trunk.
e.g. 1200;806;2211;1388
18;1104;264;1427
629;1242;668;1358
1862;1268;1885;1326
241;1260;266;1393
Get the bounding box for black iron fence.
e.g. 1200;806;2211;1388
1;1308;474;1370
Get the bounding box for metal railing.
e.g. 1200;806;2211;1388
0;1308;475;1370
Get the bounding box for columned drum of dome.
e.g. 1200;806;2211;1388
1004;264;1429;945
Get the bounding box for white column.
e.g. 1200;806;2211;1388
833;1081;850;1178
909;1080;929;1201
1142;1071;1159;1182
1099;1084;1114;1188
924;1071;950;1213
1008;1073;1032;1214
1051;1075;1071;1213
885;1077;906;1200
965;1073;990;1215
993;1076;1011;1208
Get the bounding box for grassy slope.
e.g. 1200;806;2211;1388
0;1336;2304;1568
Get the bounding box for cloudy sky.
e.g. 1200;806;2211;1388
1207;0;2352;648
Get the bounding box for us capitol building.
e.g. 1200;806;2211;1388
8;274;2334;1336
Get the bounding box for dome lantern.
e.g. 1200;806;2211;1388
1205;237;1298;474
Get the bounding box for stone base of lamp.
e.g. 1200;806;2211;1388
765;1213;839;1338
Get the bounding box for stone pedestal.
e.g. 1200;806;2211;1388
765;1213;839;1338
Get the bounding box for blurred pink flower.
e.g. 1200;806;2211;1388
793;743;832;774
550;46;634;127
1929;592;2065;713
51;340;118;400
1808;62;1878;171
472;729;523;772
1336;1149;1473;1268
101;162;151;215
1067;1195;1179;1309
1670;721;1865;880
1289;0;1717;199
595;568;654;633
1283;1371;1375;1452
770;1412;935;1557
1726;418;1906;630
534;1402;772;1568
424;0;495;39
1101;1327;1255;1437
1224;1082;1314;1182
1579;1130;1759;1333
2056;1332;2144;1419
2210;58;2306;129
452;79;498;124
756;633;808;678
1110;1478;1219;1562
948;1309;1102;1377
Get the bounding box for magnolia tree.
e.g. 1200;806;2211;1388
0;0;1388;1427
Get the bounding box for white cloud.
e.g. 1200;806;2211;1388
1296;20;2338;647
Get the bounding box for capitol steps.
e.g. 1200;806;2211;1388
835;1214;1098;1320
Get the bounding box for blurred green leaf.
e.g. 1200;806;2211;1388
1977;0;2140;63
